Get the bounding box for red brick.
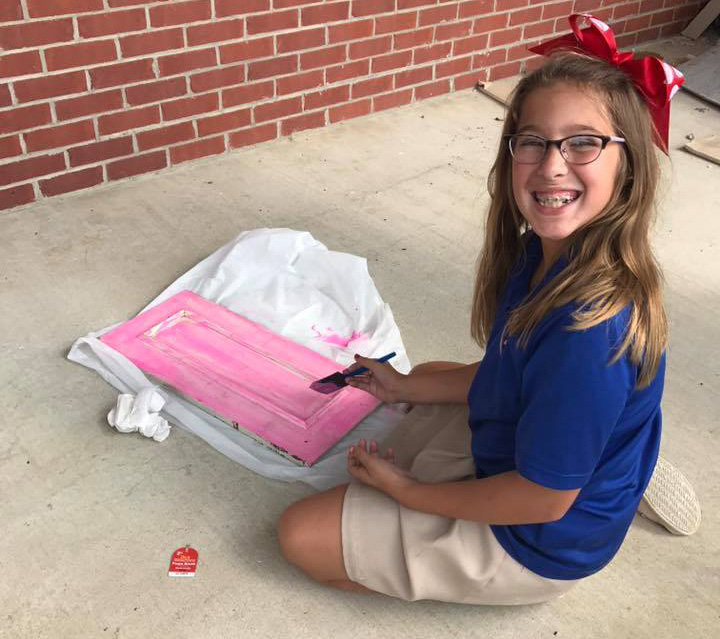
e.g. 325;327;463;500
473;48;507;68
436;55;472;78
415;78;450;99
302;2;350;26
636;26;661;42
0;85;9;108
0;1;23;22
398;0;438;7
274;0;317;7
69;137;134;166
523;19;556;39
90;59;155;89
248;55;298;81
98;105;160;135
454;70;482;89
56;90;122;121
473;12;509;32
371;50;413;73
300;45;346;70
281;110;325;135
216;0;269;17
229;122;277;148
170;136;225;164
0;184;35;210
542;1;573;20
326;58;370;82
277;28;326;53
247;10;299;35
220;37;275;63
45;40;118;72
0;153;65;187
488;60;521;80
523;55;546;73
159;48;217;76
0;18;74;51
651;9;674;25
197;108;251;136
418;4;458;26
136;121;194;151
254;96;302;122
414;41;451;64
27;0;103;18
496;0;528;9
640;0;663;10
187;19;244;46
109;0;173;4
329;19;374;42
625;14;651;31
0;135;22;160
510;5;542;25
615;33;636;47
126;77;187;106
161;92;219;120
329;98;371;122
350;36;391;60
276;70;324;95
120;28;184;57
490;26;522;46
453;33;488;55
507;43;532;61
0;51;43;78
613;2;640;19
24;119;95;153
576;0;604;12
0;104;52;134
393;27;433;49
435;19;473;41
351;74;392;99
373;88;412;111
39;166;103;197
15;71;87;103
352;0;394;18
375;11;418;33
305;84;350;109
107;150;167;180
459;0;493;19
78;9;147;38
222;80;274;107
394;65;433;87
191;65;245;92
150;0;211;27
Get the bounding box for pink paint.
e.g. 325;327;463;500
101;291;380;465
311;325;366;348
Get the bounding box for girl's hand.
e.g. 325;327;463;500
347;439;416;499
344;354;406;403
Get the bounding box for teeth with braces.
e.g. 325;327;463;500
534;194;578;206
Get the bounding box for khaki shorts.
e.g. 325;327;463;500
341;404;579;604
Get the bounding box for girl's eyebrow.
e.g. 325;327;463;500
516;124;605;135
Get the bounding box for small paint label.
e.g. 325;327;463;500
168;546;198;578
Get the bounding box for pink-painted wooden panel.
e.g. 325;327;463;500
100;290;380;465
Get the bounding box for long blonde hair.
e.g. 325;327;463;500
471;52;667;387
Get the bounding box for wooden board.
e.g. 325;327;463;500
681;0;720;39
476;75;521;107
100;291;380;465
680;45;720;108
683;135;720;165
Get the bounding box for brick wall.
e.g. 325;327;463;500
0;0;705;211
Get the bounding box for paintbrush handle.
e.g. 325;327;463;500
345;351;397;377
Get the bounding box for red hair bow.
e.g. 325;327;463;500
528;14;684;153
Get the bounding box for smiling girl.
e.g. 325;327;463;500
278;15;690;604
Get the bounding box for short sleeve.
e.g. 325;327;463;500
515;308;635;490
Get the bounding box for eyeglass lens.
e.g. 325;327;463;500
510;135;604;164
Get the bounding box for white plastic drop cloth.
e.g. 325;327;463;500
68;228;411;489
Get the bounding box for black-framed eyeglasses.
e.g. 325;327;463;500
504;134;626;165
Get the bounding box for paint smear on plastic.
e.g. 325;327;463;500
312;326;366;348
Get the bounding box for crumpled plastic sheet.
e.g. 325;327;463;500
68;228;411;490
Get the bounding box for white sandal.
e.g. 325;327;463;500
637;455;701;535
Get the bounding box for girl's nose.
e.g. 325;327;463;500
536;143;569;178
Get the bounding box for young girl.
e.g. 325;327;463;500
278;15;685;604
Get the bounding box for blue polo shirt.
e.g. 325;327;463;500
468;233;664;580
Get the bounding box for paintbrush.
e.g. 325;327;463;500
309;352;397;394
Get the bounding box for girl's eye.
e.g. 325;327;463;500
517;136;544;147
568;136;601;148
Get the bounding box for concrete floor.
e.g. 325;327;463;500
2;73;718;638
